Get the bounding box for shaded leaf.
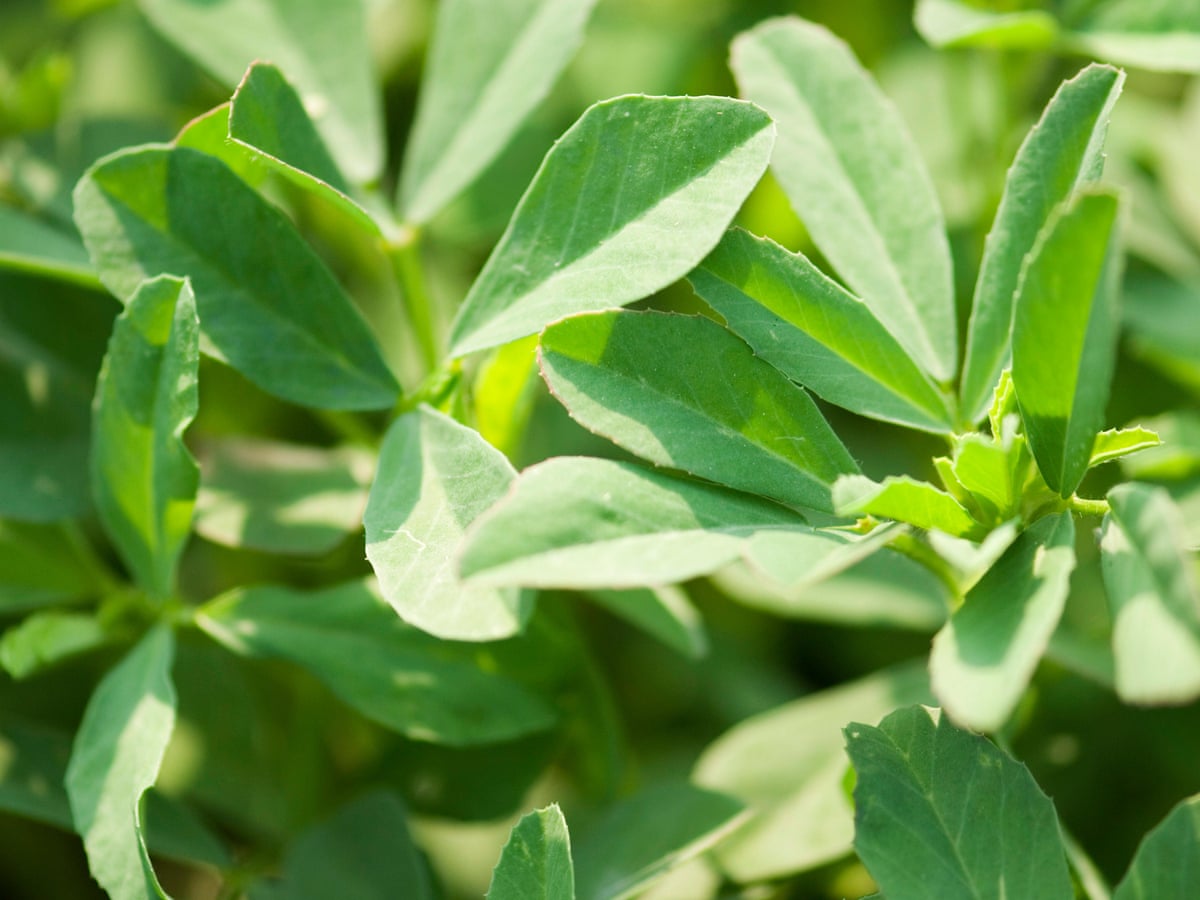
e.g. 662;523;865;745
732;17;956;381
0;204;100;289
584;586;707;659
0;520;94;611
539;309;857;512
447;95;774;356
1113;794;1200;899
487;804;574;900
0;610;109;679
833;475;985;539
915;0;1059;49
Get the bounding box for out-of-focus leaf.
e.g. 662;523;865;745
539;310;858;512
1113;793;1200;899
365;406;531;642
584;586;707;659
1120;412;1200;480
1065;2;1200;73
0;205;99;288
914;0;1059;49
1101;483;1200;704
845;705;1073;900
474;335;540;460
401;0;598;224
447;95;774;356
486;804;574;900
195;578;556;745
732;17;956;382
0;520;94;611
65;626;177;900
0;610;108;679
739;523;899;590
833;475;985;540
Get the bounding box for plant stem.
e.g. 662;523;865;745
1068;495;1110;518
888;530;964;608
386;225;440;374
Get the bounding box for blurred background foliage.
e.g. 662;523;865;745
1;0;1199;897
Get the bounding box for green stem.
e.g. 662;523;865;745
1068;495;1110;518
386;226;440;374
888;530;964;608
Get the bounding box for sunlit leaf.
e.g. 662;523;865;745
487;804;574;900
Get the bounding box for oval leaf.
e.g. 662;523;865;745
487;804;575;900
447;95;775;356
732;17;956;381
74;145;398;410
539;309;858;512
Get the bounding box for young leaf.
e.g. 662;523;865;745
960;64;1123;423
487;804;574;900
1090;426;1162;468
401;0;598;224
91;276;199;599
459;457;813;590
930;512;1076;732
845;705;1074;900
539;310;858;512
694;663;930;882
139;0;384;183
447;95;775;356
251;792;434;900
1101;483;1200;705
1113;794;1200;899
1012;190;1123;497
196;578;556;745
572;783;745;900
74;145;399;410
690;229;955;433
65;626;176;900
914;0;1059;49
731;17;956;382
365;406;532;642
951;431;1026;524
584;586;708;660
0;610;108;679
0;205;100;289
194;438;372;556
833;475;985;540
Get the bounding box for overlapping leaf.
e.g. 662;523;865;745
834;475;985;539
1114;794;1200;899
487;804;574;900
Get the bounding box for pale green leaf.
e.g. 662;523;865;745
447;95;774;356
739;522;900;590
1065;1;1200;74
1090;426;1162;468
401;0;598;223
731;17;956;381
539;309;858;512
139;0;384;182
960;64;1123;423
1101;483;1200;704
691;229;954;433
1013;190;1123;496
0;204;100;289
833;475;985;540
1120;412;1200;479
694;663;930;882
573;783;745;900
65;626;176;900
195;578;556;745
195;438;371;556
584;586;707;659
845;705;1074;900
365;406;531;642
951;431;1027;524
91;276;198;599
1113;794;1200;899
474;335;540;459
0;610;108;679
487;804;574;900
914;0;1059;49
459;457;812;590
174;103;264;186
930;512;1076;732
74;145;399;410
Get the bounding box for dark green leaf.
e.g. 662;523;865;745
845;705;1073;900
539;310;858;512
1113;794;1200;899
584;586;707;659
74;145;399;410
0;520;94;611
448;95;774;356
487;804;574;900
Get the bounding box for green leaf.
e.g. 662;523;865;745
930;512;1075;732
833;475;985;540
139;0;384;182
1113;794;1200;899
731;17;956;382
584;586;708;659
572;783;745;900
365;406;531;642
474;335;540;459
1120;412;1200;479
91;276;198;599
693;663;931;882
0;520;94;612
845;705;1074;900
950;431;1027;525
960;65;1123;423
539;310;858;512
194;437;372;556
74;145;399;411
175;103;265;187
739;523;899;590
690;229;954;433
65;626;176;900
459;457;813;590
914;0;1059;49
0;610;109;679
0;205;100;289
1065;2;1200;73
487;804;574;900
1101;483;1200;704
1091;426;1162;468
251;792;433;900
447;95;774;356
195;578;556;745
1012;190;1124;497
401;0;598;224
